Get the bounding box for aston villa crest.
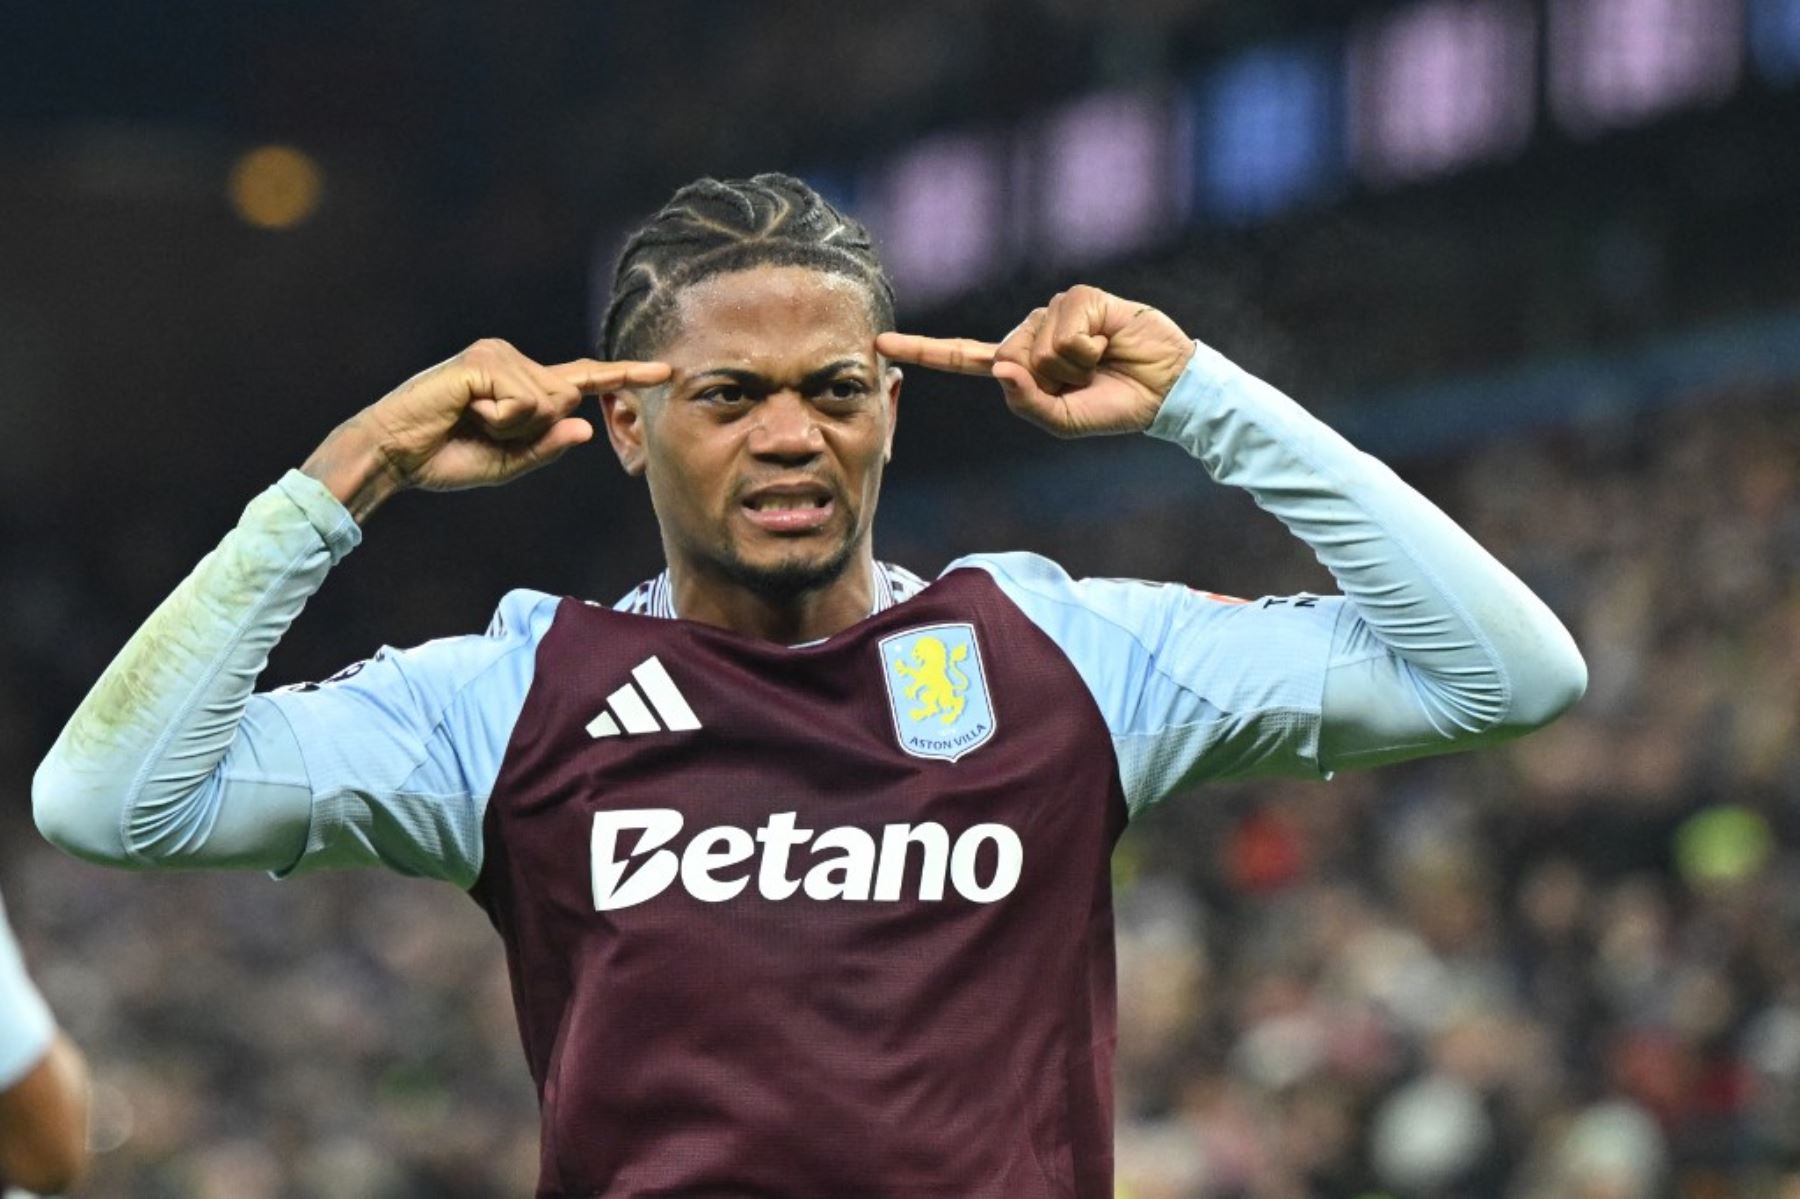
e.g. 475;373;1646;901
878;622;996;762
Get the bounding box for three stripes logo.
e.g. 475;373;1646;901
587;657;703;739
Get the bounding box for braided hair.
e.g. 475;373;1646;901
600;173;897;361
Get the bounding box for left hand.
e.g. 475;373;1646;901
875;285;1195;437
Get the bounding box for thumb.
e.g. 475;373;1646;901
992;361;1052;419
520;416;595;468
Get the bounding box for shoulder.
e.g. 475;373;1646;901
485;588;563;641
941;552;1188;635
270;588;560;711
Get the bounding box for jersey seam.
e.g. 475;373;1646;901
264;695;487;881
1112;707;1323;817
1323;736;1448;765
281;592;555;884
961;557;1313;735
259;699;319;877
1324;642;1391;670
1315;601;1351;773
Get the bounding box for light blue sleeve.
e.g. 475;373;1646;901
34;471;551;888
0;891;55;1092
951;340;1587;815
950;553;1340;814
258;589;553;883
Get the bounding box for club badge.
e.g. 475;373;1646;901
879;622;996;763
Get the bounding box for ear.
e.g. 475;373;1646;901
882;365;902;464
600;387;654;477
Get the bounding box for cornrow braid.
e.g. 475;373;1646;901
601;173;897;361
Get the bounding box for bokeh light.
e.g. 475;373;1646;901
227;144;323;230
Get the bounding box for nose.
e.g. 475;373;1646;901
747;389;823;464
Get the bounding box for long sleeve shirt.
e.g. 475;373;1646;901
33;341;1587;881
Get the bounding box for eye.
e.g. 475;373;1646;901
697;384;750;406
823;378;869;402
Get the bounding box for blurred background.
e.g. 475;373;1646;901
2;0;1798;1195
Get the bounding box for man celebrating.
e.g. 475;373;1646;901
35;174;1584;1196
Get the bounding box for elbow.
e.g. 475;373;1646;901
32;750;80;855
1498;627;1589;734
32;746;133;867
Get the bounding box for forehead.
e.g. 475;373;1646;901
665;266;876;371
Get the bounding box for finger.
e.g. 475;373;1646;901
991;361;1065;433
1048;288;1108;373
468;399;537;433
469;374;552;435
547;359;672;393
874;332;998;376
526;360;586;418
517;416;595;466
1031;300;1096;391
475;416;594;485
469;400;548;439
993;308;1047;369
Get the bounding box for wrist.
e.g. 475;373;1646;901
300;418;407;525
1146;340;1229;445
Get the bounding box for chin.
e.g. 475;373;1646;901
720;540;858;600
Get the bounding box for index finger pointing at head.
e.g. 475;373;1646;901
548;359;673;393
874;332;998;376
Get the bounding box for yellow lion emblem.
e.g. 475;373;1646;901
892;636;971;725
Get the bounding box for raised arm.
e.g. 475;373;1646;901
33;343;668;876
882;287;1586;810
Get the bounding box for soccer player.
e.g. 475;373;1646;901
35;174;1585;1196
0;890;89;1194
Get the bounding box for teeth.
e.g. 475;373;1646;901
751;496;824;511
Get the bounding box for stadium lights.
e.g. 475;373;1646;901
1190;40;1343;221
1548;0;1744;136
596;0;1793;317
1751;0;1800;80
863;130;1008;305
1034;91;1175;265
1349;0;1538;185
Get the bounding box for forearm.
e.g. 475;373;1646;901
1148;342;1586;761
33;471;363;869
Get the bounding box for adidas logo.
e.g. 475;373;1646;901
587;657;702;739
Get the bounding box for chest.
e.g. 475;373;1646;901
478;571;1124;931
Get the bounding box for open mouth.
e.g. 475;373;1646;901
744;494;830;513
740;485;835;533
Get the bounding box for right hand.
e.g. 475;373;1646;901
305;339;670;519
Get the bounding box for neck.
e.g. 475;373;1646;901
668;550;878;644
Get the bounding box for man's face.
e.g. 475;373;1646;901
609;265;900;599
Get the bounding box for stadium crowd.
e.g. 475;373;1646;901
0;377;1794;1196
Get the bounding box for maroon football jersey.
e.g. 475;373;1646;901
471;567;1127;1197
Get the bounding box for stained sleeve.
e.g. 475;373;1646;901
953;340;1586;815
0;893;54;1093
32;471;549;885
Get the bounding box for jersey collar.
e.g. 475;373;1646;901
612;562;926;622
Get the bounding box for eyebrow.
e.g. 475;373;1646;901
686;358;871;394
